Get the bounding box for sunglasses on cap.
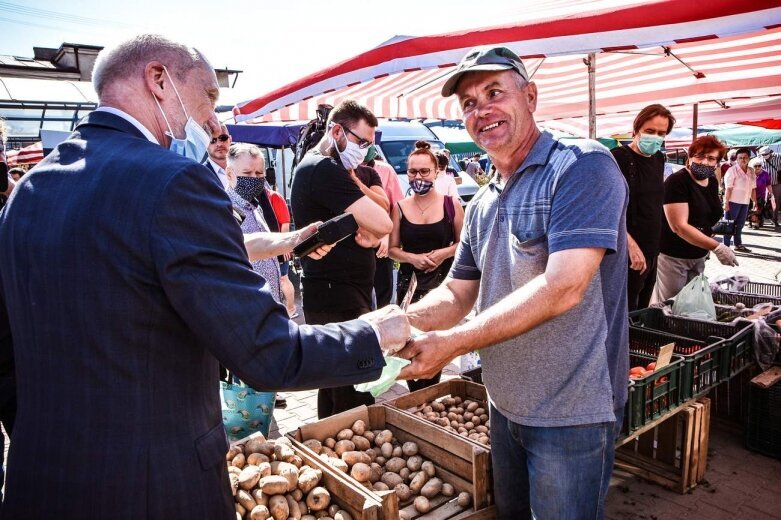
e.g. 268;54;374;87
210;134;230;144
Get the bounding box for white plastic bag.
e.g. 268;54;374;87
672;274;717;321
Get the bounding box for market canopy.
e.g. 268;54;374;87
234;0;781;138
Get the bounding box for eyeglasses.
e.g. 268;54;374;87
692;154;720;164
407;168;433;178
210;134;230;144
342;126;372;149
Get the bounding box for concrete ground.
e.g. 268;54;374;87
2;226;780;516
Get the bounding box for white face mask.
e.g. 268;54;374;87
328;125;367;170
151;66;211;163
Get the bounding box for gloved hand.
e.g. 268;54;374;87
359;305;411;355
712;243;739;266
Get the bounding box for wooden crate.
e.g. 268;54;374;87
230;433;384;520
382;379;491;452
290;404;494;519
615;398;711;494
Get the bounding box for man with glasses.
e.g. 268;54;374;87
291;99;393;418
204;124;232;188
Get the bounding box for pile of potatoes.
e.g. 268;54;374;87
303;420;472;518
410;396;490;446
227;435;353;520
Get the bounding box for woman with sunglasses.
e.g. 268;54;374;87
389;141;464;391
652;135;738;303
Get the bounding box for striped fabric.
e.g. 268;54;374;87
6;142;43;166
765;152;781;185
234;0;781;138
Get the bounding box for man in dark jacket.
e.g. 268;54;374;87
0;34;408;519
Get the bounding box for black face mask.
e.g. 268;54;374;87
689;162;715;180
234;176;266;204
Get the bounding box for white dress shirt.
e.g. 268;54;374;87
94;106;159;144
207;158;230;189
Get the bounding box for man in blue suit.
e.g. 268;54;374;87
0;34;408;519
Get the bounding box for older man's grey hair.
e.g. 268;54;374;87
227;143;265;168
92;34;208;98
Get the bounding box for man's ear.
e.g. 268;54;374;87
144;62;168;101
226;167;237;186
525;81;538;113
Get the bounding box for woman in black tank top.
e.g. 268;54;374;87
389;141;464;391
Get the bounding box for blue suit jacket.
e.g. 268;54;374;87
0;111;384;519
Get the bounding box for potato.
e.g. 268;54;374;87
250;504;271;520
246;437;268;454
442;483;455;497
257;442;277;458
271;461;299;492
432;401;445;412
239;464;262;490
323;437;336;449
421;477;443;498
381;471;404;488
298;468;322;494
442;397;455;406
401;442;418;457
384;457;407;474
334;510;353;520
463;411;475;422
259;475;289;495
399;511;411;520
375;456;386;466
347;419;365;435
251;488;268;506
334;440;355;457
298;500;308;516
304;439;323;454
336;428;354;441
258;461;272;478
421;461;436;478
406;455;422;472
320;446;337;459
457;491;472;507
232;452;247;469
302;516;316;520
435;418;450;427
247;452;270;466
328;504;340;517
341;451;370;467
369;463;383;483
476;425;489;434
466;401;479;412
350;462;372;482
274;443;295;462
229;473;240;496
287;495;302;520
237;489;257;511
414;496;431;513
236;502;246;517
399;467;410;481
351;435;371;451
480;413;489;423
390;446;402;458
474;407;485;415
269;495;289;520
372;481;390;491
306;487;331;511
374;430;393;447
327;458;348;473
363;430;375;443
291;488;303;502
228;465;242;477
394;483;412;502
380;442;393;459
227;446;242;461
409;471;429;494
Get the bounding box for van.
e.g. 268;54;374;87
375;120;479;205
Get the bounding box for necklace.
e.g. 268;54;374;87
412;195;436;215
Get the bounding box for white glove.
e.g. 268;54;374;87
359;305;411;355
712;243;739;266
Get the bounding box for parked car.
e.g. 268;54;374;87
376;120;480;205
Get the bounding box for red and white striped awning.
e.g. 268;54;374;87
234;0;781;137
6;142;44;166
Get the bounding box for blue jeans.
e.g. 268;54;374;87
724;203;749;247
490;404;621;520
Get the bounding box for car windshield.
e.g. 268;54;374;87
381;139;445;174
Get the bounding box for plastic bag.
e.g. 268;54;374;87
672;274;717;321
355;356;411;397
754;320;781;370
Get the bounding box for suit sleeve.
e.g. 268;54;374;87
0;271;12;380
149;163;384;391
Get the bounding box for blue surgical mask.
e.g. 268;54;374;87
151;66;211;163
637;134;664;156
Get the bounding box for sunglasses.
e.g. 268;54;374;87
210;134;230;144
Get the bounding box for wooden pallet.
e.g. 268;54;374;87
615;398;711;494
290;404;494;519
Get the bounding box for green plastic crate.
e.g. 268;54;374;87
626;351;684;433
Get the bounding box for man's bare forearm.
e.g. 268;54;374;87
244;231;298;261
407;279;477;332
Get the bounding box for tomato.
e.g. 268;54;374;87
629;366;646;377
646;362;656;372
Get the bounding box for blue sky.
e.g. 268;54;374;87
0;0;554;105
